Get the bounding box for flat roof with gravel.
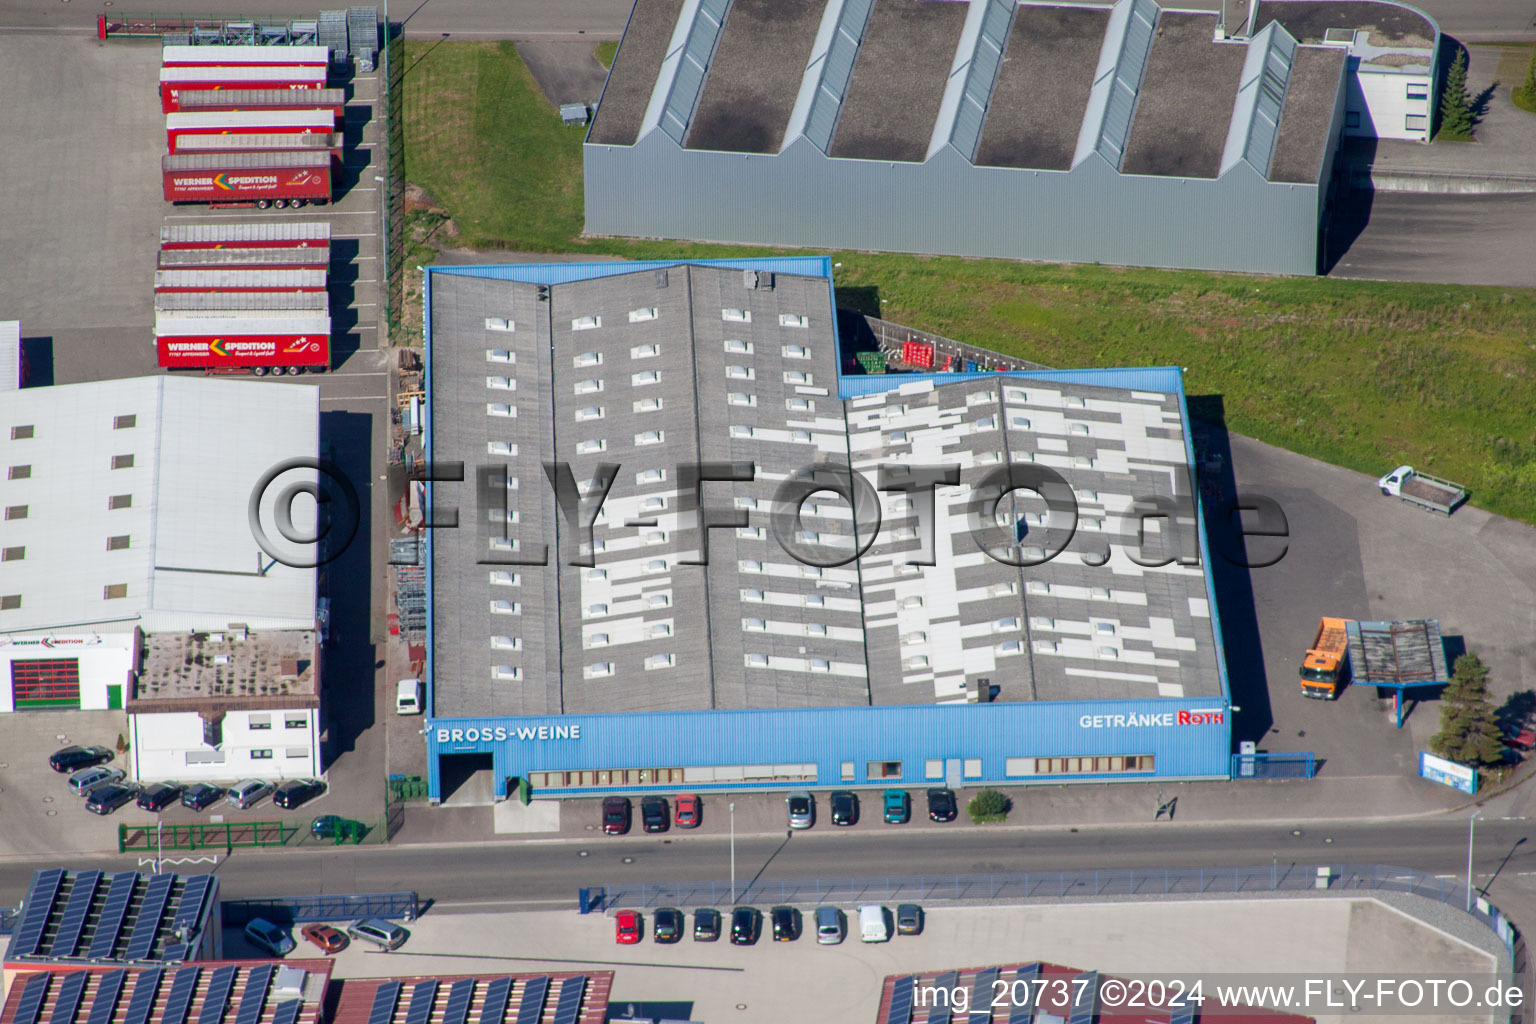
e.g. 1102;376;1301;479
1122;12;1250;178
1254;0;1435;48
587;0;685;146
1269;45;1347;183
134;627;320;711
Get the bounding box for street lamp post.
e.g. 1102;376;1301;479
729;802;736;905
1467;809;1483;912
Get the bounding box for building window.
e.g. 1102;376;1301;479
571;316;602;332
637;468;666;484
10;425;35;440
484;317;513;332
925;760;943;780
250;714;272;730
634;397;663;413
867;760;902;779
1;547;22;562
285;715;308;729
722;308;751;323
113;414;137;430
8;465;31;480
1406;82;1428;100
779;314;808;328
585;662;614;679
103;584;128;600
286;748;308;758
251;749;273;760
629;307;658;323
745;652;769;667
106;535;130;551
644;653;675;670
1345;110;1360;128
635;430;664;445
10;659;80;707
1007;754;1155;777
486;375;514;390
724;339;753;354
649;593;671;608
630;344;660;359
963;759;982;778
841;762;855;781
4;505;25;520
486;348;514;363
1405;113;1427;131
632;370;661;386
186;750;226;766
782;344;810;358
111;454;135;470
575;378;603;394
726;365;754;380
0;595;20;610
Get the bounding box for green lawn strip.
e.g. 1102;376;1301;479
401;41;1536;526
594;41;618;68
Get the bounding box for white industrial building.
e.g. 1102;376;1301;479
0;375;321;781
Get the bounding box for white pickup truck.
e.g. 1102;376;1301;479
1377;466;1466;515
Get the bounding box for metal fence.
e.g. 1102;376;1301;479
0;907;18;935
598;862;1516;954
1230;752;1317;779
119;821;299;853
222;891;420;927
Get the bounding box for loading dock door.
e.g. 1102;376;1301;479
12;658;82;708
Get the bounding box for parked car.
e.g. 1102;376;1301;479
86;783;141;816
858;904;891;943
244;918;296;957
137;782;185;812
614;910;642;945
730;906;762;945
653;907;683;944
641;795;670;833
830;790;859;826
181;783;223;811
69;765;125;797
273;778;326;809
896;903;924;935
226;779;275;810
926;787;957;822
814;906;845;945
674;793;701;828
300;924;348;954
50;745;113;773
602;796;632;835
882;789;910;824
693;908;721;942
771;906;801;942
1504;724;1536;751
311;815;365;840
347;918;408;951
786;791;814;830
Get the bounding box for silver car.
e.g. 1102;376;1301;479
69;765;126;796
786;791;815;829
225;778;275;809
814;906;845;945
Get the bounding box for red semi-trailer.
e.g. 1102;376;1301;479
160;221;331;249
166;109;334;149
174;132;344;164
178;88;346;121
162;151;331;208
160;44;330;68
154;269;328;293
158;247;329;271
159;66;326;112
155;315;331;375
156;290;329;315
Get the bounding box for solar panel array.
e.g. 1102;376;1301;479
197;965;240;1024
367;981;402;1024
14;869;66;958
404;980;438;1024
87;971;128;1024
89;874;141;959
234;964;276;1024
1066;972;1096;1024
124;969;166;1024
513;977;548;1024
1169;1004;1196;1024
968;969;999;1024
52;871;104;958
1007;965;1039;1024
172;877;214;937
12;973;52;1024
885;976;916;1024
125;874;177;961
50;972;90;1024
926;971;959;1024
477;978;511;1024
550;977;586;1024
441;978;476;1024
161;968;202;1024
270;1001;304;1024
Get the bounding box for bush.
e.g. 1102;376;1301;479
967;789;1010;824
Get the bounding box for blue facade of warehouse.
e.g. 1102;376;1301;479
422;258;1234;802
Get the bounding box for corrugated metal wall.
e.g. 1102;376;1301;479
427;698;1233;799
585;134;1322;276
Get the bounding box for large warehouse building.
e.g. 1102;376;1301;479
583;0;1437;275
422;257;1231;802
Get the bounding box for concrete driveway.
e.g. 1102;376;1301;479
516;41;611;110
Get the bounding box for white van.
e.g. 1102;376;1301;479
858;904;890;943
395;678;423;715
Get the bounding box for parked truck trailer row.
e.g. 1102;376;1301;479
159;65;327;112
166;109;335;150
158;246;329;270
160;44;329;69
162;151;331;207
155;290;329;315
154;268;328;293
154;315;331;375
178;88;347;121
160;220;331;249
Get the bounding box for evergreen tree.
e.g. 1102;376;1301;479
1438;49;1474;140
1431;653;1506;767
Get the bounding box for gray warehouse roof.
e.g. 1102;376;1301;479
1121;12;1249;179
1253;0;1435;48
685;0;825;154
427;262;1223;718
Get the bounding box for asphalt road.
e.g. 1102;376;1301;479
1330;190;1536;288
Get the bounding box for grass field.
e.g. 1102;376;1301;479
594;41;617;68
399;41;1536;526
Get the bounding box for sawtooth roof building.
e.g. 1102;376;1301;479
422;257;1233;802
583;0;1437;275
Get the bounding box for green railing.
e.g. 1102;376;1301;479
119;821;298;854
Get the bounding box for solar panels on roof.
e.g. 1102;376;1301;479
885;976;916;1024
550;977;586;1024
125;874;175;961
50;973;89;1024
171;876;213;937
161;944;188;963
1066;972;1096;1024
1169;1004;1196;1024
86;971;128;1024
404;980;438;1024
88;874;140;959
968;969;1000;1024
234;964;275;1024
1007;965;1040;1024
12;973;52;1024
14;869;66;958
477;978;511;1024
513;977;549;1024
440;979;476;1024
51;870;103;958
197;965;240;1024
123;969;166;1024
367;981;402;1024
925;971;959;1024
270;1001;304;1024
161;968;202;1024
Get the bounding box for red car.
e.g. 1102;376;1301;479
675;794;701;829
614;910;642;945
1505;726;1536;751
602;796;631;835
300;924;348;954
